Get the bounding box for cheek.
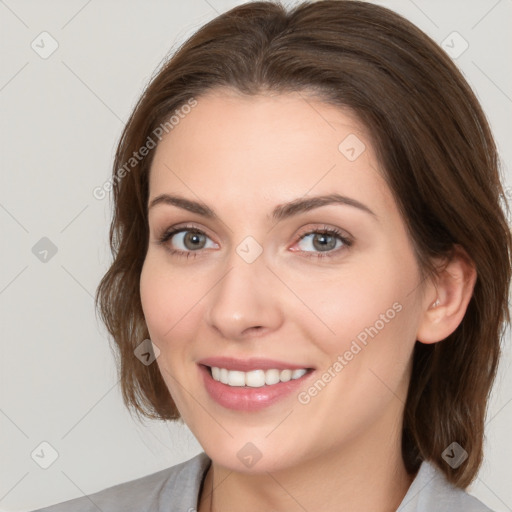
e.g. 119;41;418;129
285;249;420;397
310;259;420;408
139;258;203;412
290;278;417;431
288;266;409;351
139;256;206;342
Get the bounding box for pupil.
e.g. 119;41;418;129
186;232;204;249
314;234;335;251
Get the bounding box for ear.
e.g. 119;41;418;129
416;244;477;344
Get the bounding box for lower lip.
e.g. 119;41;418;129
199;364;314;411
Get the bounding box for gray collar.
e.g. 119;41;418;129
184;452;492;512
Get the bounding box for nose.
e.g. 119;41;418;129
204;252;284;341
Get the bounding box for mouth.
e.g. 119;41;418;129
197;358;316;411
203;365;314;388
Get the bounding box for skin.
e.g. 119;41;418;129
140;88;476;512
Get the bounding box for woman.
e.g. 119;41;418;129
32;1;511;511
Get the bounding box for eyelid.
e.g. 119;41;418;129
294;223;353;243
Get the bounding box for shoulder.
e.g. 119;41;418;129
29;451;211;512
398;460;494;512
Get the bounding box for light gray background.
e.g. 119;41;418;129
1;0;511;510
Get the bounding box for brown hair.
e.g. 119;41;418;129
95;0;511;488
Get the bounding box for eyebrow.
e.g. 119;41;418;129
148;193;377;222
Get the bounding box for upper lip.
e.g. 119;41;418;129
197;356;314;372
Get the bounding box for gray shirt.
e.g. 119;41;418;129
30;451;493;511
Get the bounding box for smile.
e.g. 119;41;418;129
197;360;315;411
209;366;309;387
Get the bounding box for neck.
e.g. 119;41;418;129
198;425;415;512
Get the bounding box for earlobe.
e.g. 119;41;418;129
416;245;477;345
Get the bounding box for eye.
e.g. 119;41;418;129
156;223;353;260
157;225;218;258
293;226;353;259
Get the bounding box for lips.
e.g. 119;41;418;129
197;356;314;372
197;356;316;411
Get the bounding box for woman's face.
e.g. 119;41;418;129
140;88;430;473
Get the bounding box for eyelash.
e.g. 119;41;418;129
156;223;353;260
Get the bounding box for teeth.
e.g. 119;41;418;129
228;370;246;387
265;369;281;385
292;369;307;379
246;369;266;388
209;367;309;387
280;369;292;382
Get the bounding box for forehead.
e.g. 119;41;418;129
149;88;396;217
